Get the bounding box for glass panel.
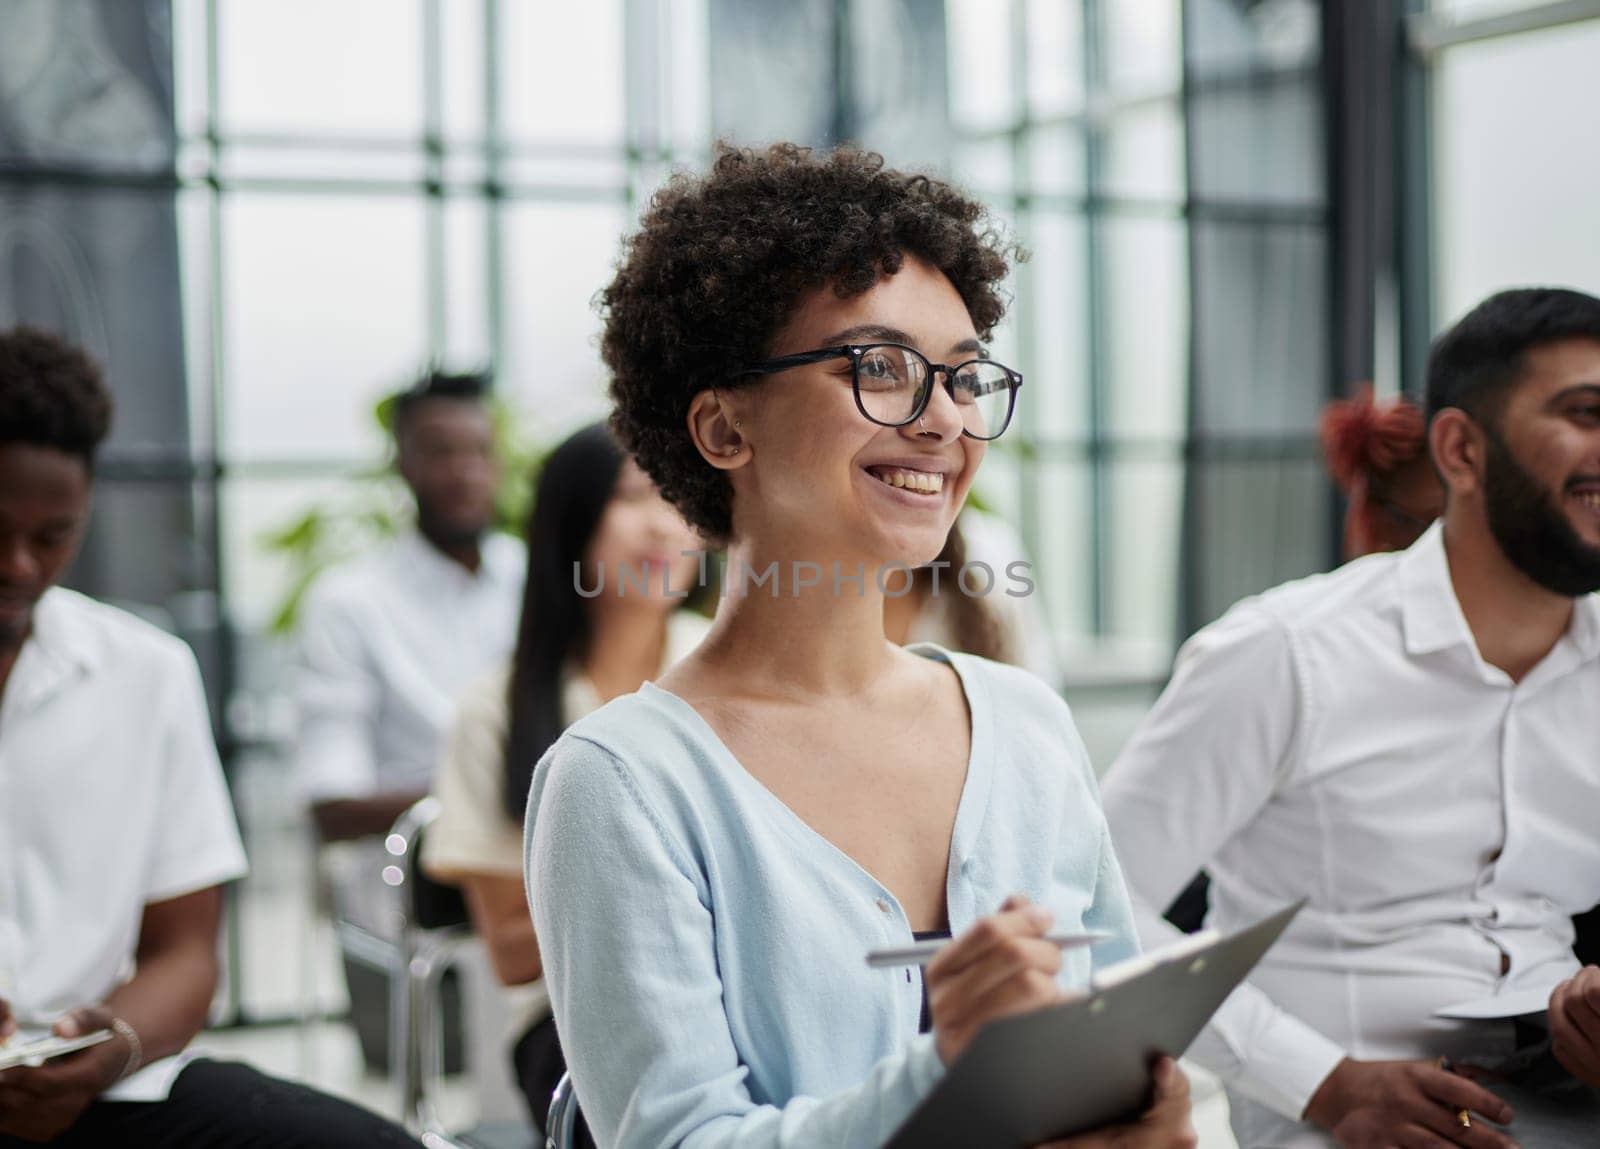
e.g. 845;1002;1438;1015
222;475;360;633
441;0;487;141
1433;18;1600;322
500;0;626;145
972;447;1024;528
499;201;631;437
1105;460;1183;647
1;186;188;453
952;136;1017;200
707;0;835;145
852;0;953;171
946;0;1019;130
173;0;210;140
221;195;429;460
1189;455;1327;628
1020;211;1090;440
217;0;424;137
0;0;176;169
1027;123;1087;197
1102;0;1182;95
1185;0;1319;80
1102;217;1188;439
442;196;491;366
1191;220;1327;436
1033;460;1094;639
1024;0;1085;116
666;0;712;153
1101;103;1185;201
1189;77;1324;206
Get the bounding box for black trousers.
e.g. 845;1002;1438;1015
0;1060;423;1148
511;1015;593;1148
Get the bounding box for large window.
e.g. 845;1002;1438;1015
1423;4;1600;324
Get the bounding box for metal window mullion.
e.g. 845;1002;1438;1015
423;0;447;359
1081;0;1109;639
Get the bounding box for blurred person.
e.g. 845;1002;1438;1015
0;326;422;1147
524;144;1196;1149
422;421;705;1137
293;368;524;1071
1320;383;1445;558
1102;287;1600;1148
882;508;1062;686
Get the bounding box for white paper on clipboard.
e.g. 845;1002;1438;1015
0;1029;114;1071
1433;986;1553;1021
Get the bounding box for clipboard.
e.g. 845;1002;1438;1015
884;901;1304;1149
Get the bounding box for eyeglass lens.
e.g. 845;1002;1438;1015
853;344;1014;439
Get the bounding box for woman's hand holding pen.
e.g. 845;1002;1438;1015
925;894;1066;1067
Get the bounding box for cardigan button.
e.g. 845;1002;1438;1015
874;898;891;914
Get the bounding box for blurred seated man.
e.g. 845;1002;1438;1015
0;326;421;1148
1103;288;1600;1148
293;369;524;1067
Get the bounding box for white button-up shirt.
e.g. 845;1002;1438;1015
0;588;248;1101
1102;523;1600;1142
293;528;525;802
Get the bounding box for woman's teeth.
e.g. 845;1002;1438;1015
871;468;944;494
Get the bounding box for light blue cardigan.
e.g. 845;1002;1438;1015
524;645;1139;1148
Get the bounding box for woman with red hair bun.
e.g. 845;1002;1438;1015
1319;383;1445;558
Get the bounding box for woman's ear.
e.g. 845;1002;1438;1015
1427;408;1483;501
687;390;749;471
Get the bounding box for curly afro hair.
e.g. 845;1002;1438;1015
600;142;1022;542
0;326;113;467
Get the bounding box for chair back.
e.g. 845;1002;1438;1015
384;797;471;930
544;1072;579;1149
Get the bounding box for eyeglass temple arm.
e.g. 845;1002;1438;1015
731;347;853;378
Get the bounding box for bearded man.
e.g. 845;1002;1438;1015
1103;287;1600;1149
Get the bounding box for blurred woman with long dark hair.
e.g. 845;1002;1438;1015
423;421;703;1130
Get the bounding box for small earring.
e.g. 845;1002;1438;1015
726;445;740;455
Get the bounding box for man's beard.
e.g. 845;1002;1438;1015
1482;428;1600;597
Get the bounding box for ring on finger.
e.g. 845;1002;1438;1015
1457;1107;1472;1128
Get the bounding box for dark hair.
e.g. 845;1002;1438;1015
601;142;1022;542
0;326;113;467
909;523;1010;662
1425;287;1600;428
388;368;490;441
502;422;628;819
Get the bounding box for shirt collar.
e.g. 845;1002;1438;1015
1399;522;1474;658
3;589;97;718
1399;519;1600;666
394;526;498;589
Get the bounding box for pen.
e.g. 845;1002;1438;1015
865;930;1115;970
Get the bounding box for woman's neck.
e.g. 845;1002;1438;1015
694;541;906;699
582;602;671;703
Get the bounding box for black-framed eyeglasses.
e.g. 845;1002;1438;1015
732;342;1023;441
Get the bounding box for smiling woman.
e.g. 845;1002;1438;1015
521;144;1197;1149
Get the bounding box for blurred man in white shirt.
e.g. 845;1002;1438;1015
1104;287;1600;1148
0;326;420;1147
293;370;524;1070
295;370;525;840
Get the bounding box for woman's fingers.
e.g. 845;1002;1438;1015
927;897;1053;982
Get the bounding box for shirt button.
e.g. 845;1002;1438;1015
875;898;891;914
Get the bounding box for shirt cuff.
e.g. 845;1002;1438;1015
1231;1018;1348;1122
905;1033;948;1100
